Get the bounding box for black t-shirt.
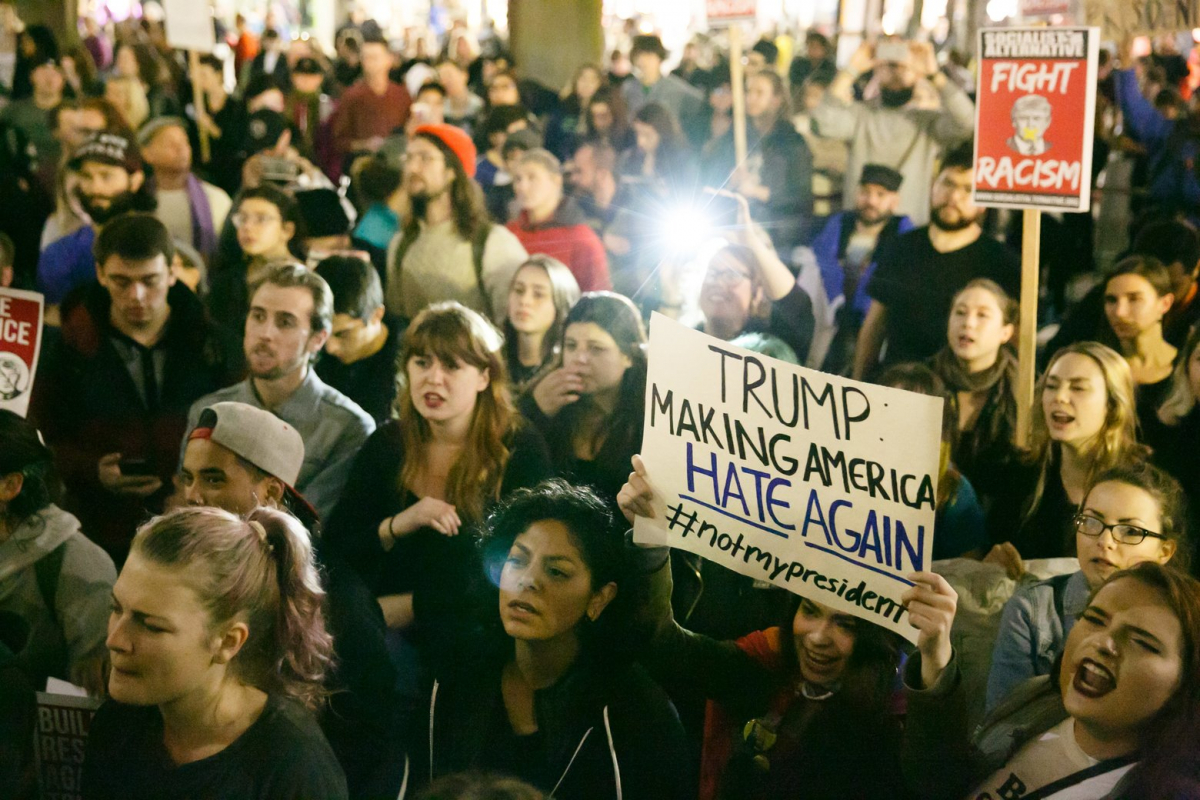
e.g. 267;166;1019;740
82;695;348;800
868;228;1021;366
314;315;404;425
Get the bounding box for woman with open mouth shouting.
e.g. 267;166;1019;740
930;278;1020;501
324;302;552;637
986;342;1148;573
905;560;1200;800
617;456;908;800
986;461;1188;712
414;480;691;799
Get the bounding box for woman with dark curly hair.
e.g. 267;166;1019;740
413;480;690;800
81;506;346;799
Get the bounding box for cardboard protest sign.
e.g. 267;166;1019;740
34;692;101;800
1084;0;1199;39
0;287;43;417
706;0;757;27
162;0;215;53
633;314;943;643
973;28;1100;213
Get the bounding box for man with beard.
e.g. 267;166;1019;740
186;263;374;520
30;214;241;564
385;124;527;323
37;131;155;309
806;164;913;372
812;39;974;226
851;145;1020;378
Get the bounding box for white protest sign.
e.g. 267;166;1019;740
0;287;44;417
707;0;757;27
162;0;215;54
633;314;943;643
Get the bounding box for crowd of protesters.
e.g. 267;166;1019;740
2;6;1200;800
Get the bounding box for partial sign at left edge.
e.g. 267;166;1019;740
0;287;43;417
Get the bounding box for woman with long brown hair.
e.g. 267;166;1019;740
987;342;1147;565
325;302;552;633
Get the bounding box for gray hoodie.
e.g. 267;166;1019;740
0;504;116;684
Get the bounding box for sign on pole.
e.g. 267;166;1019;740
162;0;215;53
0;287;44;417
1083;0;1200;39
34;692;101;800
705;0;757;27
633;315;944;644
972;27;1099;447
1019;0;1071;17
973;28;1100;212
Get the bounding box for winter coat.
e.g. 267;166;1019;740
507;198;612;292
416;641;692;800
30;283;242;561
0;504;116;686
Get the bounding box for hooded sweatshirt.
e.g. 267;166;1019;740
0;504;116;685
507;198;612;292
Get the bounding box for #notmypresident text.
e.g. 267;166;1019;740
633;314;944;643
972;27;1100;212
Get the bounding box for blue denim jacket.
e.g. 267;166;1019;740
985;569;1090;711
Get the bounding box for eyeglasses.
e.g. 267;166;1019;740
1073;513;1167;546
705;266;752;286
232;211;281;228
403;150;443;166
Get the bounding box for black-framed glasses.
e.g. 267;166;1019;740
1073;513;1166;546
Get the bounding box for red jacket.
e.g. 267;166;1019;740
507;199;611;292
331;81;412;160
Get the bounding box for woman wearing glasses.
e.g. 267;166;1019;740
659;191;814;364
984;460;1187;710
207;185;306;334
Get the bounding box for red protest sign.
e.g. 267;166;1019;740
1020;0;1071;16
973;28;1100;212
34;692;100;800
707;0;757;27
0;287;43;417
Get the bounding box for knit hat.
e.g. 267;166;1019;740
137;116;188;148
859;164;904;193
243;109;289;156
68;131;142;173
413;123;478;179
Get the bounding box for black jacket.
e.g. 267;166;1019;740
702;117;815;253
30;282;242;561
415;640;692;800
323;421;552;628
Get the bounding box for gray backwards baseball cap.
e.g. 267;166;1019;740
188;402;305;489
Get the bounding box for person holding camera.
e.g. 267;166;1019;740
30;214;242;565
811;38;975;226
